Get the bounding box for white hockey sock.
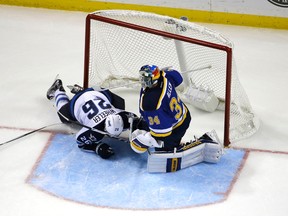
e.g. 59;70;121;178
54;89;69;110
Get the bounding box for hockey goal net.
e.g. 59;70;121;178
83;10;259;146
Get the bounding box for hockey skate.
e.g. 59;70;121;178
46;78;65;100
177;130;222;152
67;84;83;94
199;130;221;145
199;132;215;143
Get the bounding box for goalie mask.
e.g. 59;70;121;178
104;114;124;137
139;65;160;88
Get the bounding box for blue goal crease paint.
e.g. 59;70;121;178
28;133;247;209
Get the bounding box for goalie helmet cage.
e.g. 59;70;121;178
83;10;259;147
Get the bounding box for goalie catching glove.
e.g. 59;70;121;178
130;129;163;153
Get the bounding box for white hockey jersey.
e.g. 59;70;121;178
71;90;123;128
69;89;124;144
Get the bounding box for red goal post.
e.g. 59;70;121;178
83;10;259;147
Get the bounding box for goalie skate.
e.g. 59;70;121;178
176;130;220;153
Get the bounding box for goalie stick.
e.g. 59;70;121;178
0;123;62;147
76;65;212;91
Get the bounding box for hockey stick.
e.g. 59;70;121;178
161;65;212;74
128;117;134;141
181;65;212;74
67;66;212;92
67;82;138;94
0;123;62;147
56;110;109;135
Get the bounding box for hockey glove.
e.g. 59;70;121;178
95;143;114;159
130;129;163;154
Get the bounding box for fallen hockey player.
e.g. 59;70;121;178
46;77;145;159
130;65;223;172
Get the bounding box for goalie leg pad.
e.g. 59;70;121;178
147;130;224;172
147;144;205;173
202;130;224;163
204;143;223;163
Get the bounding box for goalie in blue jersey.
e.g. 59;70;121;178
137;65;191;152
130;65;224;172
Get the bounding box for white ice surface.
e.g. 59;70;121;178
0;5;288;216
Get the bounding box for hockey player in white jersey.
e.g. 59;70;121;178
46;78;146;159
130;65;224;172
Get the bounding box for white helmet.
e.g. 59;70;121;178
105;114;124;136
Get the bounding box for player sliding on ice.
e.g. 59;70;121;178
46;78;145;159
130;65;224;172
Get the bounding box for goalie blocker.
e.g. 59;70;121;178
131;129;223;173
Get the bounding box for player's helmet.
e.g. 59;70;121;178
139;65;160;88
104;114;124;137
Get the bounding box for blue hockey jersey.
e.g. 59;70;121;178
139;69;189;138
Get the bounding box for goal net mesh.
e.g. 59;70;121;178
84;10;259;145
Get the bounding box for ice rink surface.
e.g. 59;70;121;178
0;5;288;216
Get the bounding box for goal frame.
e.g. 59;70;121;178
83;13;233;147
